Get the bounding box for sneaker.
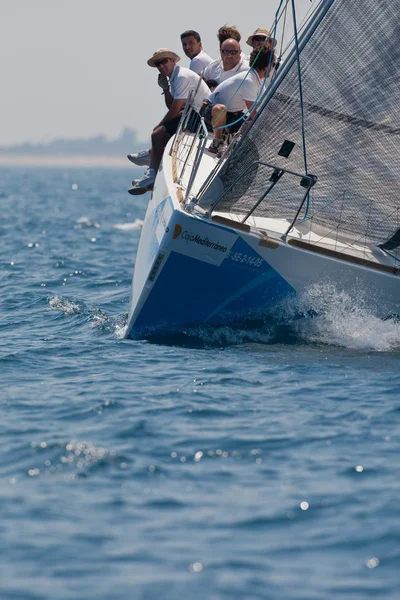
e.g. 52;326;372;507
128;186;148;196
208;139;223;154
130;177;152;187
127;149;151;166
128;168;155;195
216;142;228;159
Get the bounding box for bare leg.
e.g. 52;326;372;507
211;104;227;140
150;126;172;172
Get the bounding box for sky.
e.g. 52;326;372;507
1;0;315;146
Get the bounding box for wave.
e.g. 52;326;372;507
48;282;400;352
47;295;128;337
74;216;101;229
48;295;82;315
133;283;400;352
292;283;400;352
112;219;143;231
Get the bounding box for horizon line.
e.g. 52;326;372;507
0;155;134;167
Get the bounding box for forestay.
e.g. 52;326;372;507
198;0;400;249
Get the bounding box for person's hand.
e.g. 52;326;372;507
158;74;169;92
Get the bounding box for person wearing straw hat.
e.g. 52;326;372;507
128;48;210;195
246;27;277;52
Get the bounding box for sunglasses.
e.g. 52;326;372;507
221;49;239;55
154;58;169;67
253;36;267;42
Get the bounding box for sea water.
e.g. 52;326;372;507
0;167;399;600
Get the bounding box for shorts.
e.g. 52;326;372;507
201;101;245;134
163;116;182;135
163;111;202;135
225;110;245;133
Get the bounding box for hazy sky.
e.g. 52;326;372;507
1;0;315;145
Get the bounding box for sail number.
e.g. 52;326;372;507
226;251;263;267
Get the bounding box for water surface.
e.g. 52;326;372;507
0;167;399;599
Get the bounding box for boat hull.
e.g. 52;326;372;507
125;171;399;339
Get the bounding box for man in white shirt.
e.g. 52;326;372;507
204;46;274;155
203;39;249;86
180;29;213;75
127;34;212;173
129;48;210;194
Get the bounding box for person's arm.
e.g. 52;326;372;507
239;75;260;133
245;100;256;115
158;75;173;108
201;63;213;83
163;89;173;109
239;100;256;135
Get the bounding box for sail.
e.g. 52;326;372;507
199;0;400;248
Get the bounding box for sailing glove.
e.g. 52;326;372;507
158;75;170;93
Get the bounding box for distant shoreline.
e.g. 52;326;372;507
0;155;132;167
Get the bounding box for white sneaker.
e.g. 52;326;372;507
127;149;151;166
128;168;155;195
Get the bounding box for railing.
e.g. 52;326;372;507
197;160;316;237
169;121;400;266
170;105;210;204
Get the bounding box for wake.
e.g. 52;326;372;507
47;284;400;352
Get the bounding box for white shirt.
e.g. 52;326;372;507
209;69;263;112
169;65;210;111
203;56;249;85
189;50;214;75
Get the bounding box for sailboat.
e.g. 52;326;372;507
124;0;400;340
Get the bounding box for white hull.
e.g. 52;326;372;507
124;141;399;339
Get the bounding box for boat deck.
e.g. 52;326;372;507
169;132;398;272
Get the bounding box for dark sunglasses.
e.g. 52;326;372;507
221;49;239;55
154;58;169;67
253;35;267;42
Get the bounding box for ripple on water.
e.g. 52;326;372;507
13;439;130;481
1;168;399;600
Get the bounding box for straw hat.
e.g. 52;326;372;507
147;48;181;67
246;27;277;48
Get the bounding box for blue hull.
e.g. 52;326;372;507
127;234;294;339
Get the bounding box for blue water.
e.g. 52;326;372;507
1;167;400;600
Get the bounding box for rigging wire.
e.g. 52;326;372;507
197;0;321;199
281;0;323;57
210;0;319;135
274;0;289;71
211;0;286;131
291;0;310;217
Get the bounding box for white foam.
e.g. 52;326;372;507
90;312;110;328
114;313;128;339
112;219;143;231
74;216;101;229
294;283;400;351
115;324;128;339
48;296;81;315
